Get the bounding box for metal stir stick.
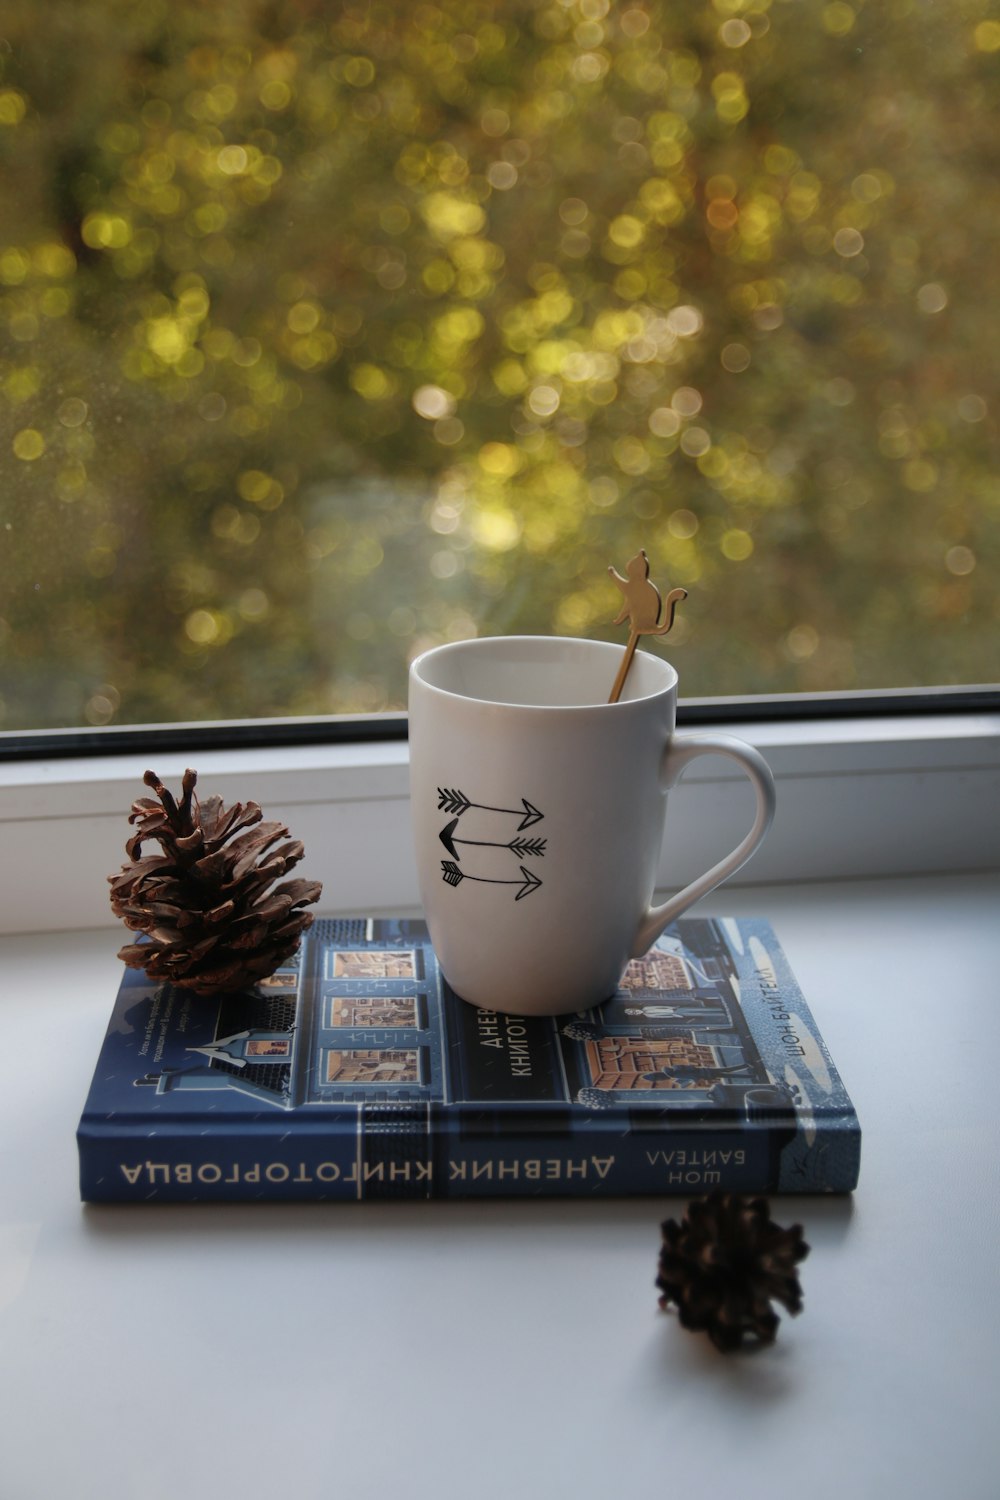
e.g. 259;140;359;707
607;548;687;703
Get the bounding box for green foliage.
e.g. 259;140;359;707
0;0;997;728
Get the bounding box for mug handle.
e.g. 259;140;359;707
630;732;776;958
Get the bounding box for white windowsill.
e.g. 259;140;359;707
1;709;997;935
1;868;997;1498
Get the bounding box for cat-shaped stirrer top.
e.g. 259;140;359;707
607;549;687;703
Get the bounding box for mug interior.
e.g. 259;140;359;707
411;635;677;708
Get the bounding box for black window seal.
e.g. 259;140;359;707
0;686;996;762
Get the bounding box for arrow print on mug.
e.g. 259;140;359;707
441;860;543;901
437;788;544;831
437;818;546;861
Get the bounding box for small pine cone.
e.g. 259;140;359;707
109;769;322;996
656;1192;809;1352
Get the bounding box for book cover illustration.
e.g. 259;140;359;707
78;916;861;1202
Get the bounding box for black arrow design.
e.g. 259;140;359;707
437;789;543;830
438;817;546;861
441;861;543;901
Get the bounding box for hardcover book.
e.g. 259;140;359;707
78;916;861;1202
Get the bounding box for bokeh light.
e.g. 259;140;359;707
0;0;996;730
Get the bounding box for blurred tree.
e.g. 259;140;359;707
0;0;997;729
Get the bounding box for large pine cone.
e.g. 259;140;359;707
109;769;322;996
656;1192;809;1352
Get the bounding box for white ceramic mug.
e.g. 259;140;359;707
408;635;775;1017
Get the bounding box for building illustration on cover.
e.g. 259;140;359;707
79;915;860;1201
136;917;797;1115
140;921;442;1106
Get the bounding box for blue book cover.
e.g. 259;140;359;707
77;916;861;1202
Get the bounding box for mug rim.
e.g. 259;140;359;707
409;633;678;711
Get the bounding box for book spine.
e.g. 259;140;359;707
78;1122;366;1204
78;1114;857;1202
430;1120;856;1197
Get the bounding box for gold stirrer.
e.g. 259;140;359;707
607;549;687;703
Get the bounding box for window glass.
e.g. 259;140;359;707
1;1;996;730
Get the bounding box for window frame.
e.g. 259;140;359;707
2;690;997;938
0;683;995;761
